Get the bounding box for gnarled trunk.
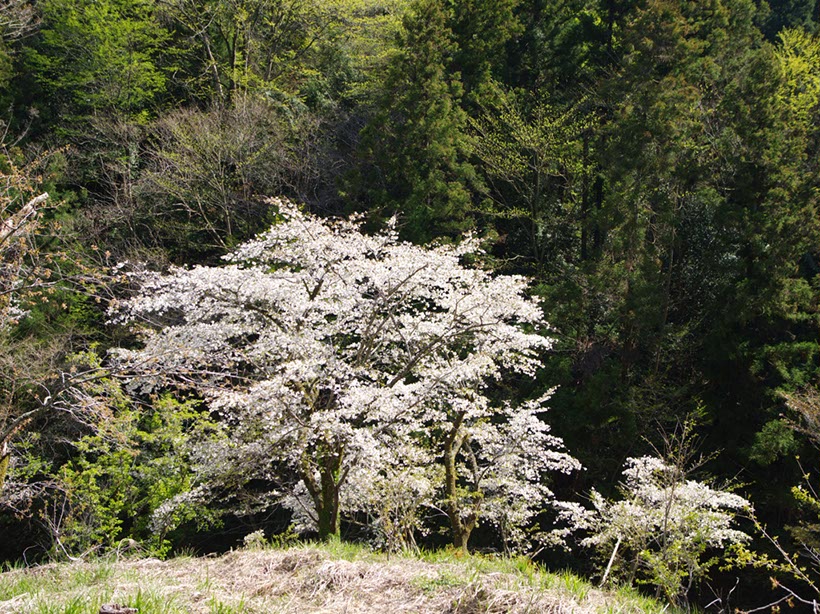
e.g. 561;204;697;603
443;411;476;552
301;442;344;541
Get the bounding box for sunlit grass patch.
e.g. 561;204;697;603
0;542;678;613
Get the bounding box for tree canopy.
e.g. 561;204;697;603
113;198;579;550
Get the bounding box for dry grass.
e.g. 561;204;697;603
0;544;670;613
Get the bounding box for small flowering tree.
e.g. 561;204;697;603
112;198;579;549
561;455;750;604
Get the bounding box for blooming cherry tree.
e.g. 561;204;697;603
560;455;750;604
112;198;579;548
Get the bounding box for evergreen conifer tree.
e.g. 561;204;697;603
361;0;478;243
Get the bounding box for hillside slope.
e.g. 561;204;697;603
0;544;673;613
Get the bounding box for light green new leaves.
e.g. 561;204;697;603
27;0;168;118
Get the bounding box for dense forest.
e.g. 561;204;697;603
3;0;820;609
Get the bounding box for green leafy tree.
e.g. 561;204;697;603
707;27;820;439
40;393;220;557
0;151;123;532
509;0;820;503
361;0;478;243
159;0;325;104
471;86;590;270
446;0;522;103
26;0;168;121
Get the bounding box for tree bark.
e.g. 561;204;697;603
316;498;340;539
301;447;343;540
443;411;475;552
0;443;9;493
317;463;341;539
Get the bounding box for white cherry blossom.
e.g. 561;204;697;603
558;455;750;601
112;198;579;549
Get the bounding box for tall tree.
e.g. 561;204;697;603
516;0;820;487
446;0;522;102
114;198;579;548
159;0;325;105
471;86;590;271
358;0;478;243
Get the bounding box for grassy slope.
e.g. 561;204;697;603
0;542;675;614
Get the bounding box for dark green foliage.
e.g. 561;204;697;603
488;2;820;540
446;0;522;101
763;0;818;38
359;0;478;242
749;419;797;464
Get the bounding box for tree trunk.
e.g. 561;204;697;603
443;412;475;552
0;442;9;493
317;464;341;540
316;498;340;540
444;444;473;551
302;448;343;541
451;521;472;552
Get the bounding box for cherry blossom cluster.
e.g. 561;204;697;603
581;456;751;551
112;198;579;549
557;455;750;599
